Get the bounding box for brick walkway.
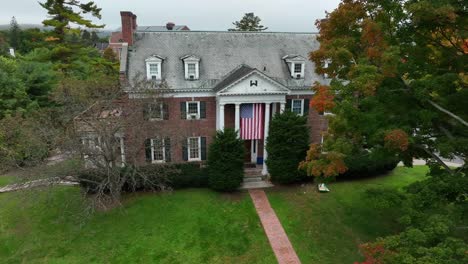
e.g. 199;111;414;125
249;189;301;264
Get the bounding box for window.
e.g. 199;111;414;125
188;137;201;161
147;103;163;120
187;101;200;119
182;55;200;80
294;63;302;73
187;63;196;77
292;99;304;115
145;55;163;80
151;138;165;162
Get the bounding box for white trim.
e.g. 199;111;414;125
186;101;200;119
119;137;126;167
217;70;290;95
291;99;305;116
187;137;201;161
145;55;163;80
151;138;166;163
147;103;164;121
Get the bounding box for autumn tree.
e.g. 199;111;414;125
39;0;104;42
307;0;467;261
229;12;268;31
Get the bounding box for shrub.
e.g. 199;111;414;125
340;147;399;179
78;163;208;193
266;111;310;184
207;128;244;191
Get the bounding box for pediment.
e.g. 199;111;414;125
217;70;290;96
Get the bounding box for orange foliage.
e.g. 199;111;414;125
299;144;347;178
310;83;335;113
361;19;387;60
45;36;60;42
384;129;409;151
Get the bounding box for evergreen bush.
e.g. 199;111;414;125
207;128;245;191
266;111;310;184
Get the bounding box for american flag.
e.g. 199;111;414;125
240;103;264;139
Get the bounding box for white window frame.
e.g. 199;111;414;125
291;62;305;79
147;103;164;121
187;137;201;161
151;138;165;163
145;55;163;80
291;99;304;116
183;56;200;80
186;101;200;120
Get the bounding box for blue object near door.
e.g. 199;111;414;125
257;157;263;165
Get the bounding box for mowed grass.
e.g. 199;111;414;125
0;187;275;264
267;166;429;264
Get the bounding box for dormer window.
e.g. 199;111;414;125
181;55;200;80
282;55;305;79
145;55;164;81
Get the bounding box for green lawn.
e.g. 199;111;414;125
267;166;428;264
0;187;275;263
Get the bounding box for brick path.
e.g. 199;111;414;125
249;189;301;264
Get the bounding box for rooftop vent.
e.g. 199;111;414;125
166;22;175;30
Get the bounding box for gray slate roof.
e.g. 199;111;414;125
127;31;324;91
137;25;189;32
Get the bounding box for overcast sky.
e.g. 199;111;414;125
1;0;341;32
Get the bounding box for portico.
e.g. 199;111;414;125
214;65;290;175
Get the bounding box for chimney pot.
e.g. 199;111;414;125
166;22;175;30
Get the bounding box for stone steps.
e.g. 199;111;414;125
240;166;273;189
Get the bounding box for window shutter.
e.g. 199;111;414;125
303;99;310;115
180;102;187;119
163;103;169;120
143;104;149;120
164;137;171;162
144;139;152;162
286;99;292;111
200;137;207;161
182;138;188;161
200;101;206;119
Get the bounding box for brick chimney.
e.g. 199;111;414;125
120;11;136;45
132;14;137;30
166;22;175;30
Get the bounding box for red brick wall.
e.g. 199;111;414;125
286;95;328;144
224;104;235;129
123;94;327;165
124;96;217;164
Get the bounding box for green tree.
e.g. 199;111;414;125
90;31;99;43
81;29;91;44
207;128;245;191
8;16;21;50
229;12;268;31
266;111;309;183
39;0;104;42
0;57;34;117
307;0;468;262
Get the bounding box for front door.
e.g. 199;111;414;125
244;140;251;162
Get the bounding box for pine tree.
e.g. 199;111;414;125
39;0;104;42
9;17;21;49
90;31;99;43
229;13;268;31
81;29;91;44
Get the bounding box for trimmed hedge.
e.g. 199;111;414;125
207;128;245;192
78;163;208;193
339;148;399;179
266;111;310;184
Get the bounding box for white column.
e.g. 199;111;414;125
280;102;285;113
216;100;220;130
235;103;240;135
219;104;225;131
262;103;271;175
